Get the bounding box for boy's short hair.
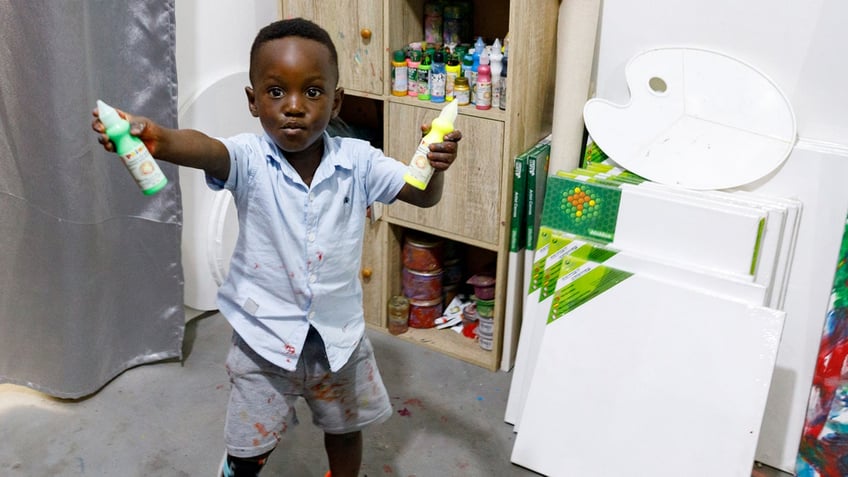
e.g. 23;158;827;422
249;18;340;85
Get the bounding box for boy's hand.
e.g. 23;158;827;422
91;107;161;156
91;106;230;180
421;123;462;172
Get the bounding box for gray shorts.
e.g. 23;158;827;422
223;327;392;458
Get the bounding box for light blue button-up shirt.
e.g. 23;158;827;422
208;132;406;372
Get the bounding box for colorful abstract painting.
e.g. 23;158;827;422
797;214;848;477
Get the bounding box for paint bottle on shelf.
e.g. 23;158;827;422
472;36;485;69
454;44;469;66
453;76;470;106
498;55;508;111
461;53;474;103
407;48;421;97
404;99;458;190
96;100;168;195
430;50;446;103
391;49;408;96
489;39;503;109
470;37;485;104
475;50;492;110
417;51;432;101
445;53;461;102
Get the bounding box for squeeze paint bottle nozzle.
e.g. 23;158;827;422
96;100;168;195
404;99;458;190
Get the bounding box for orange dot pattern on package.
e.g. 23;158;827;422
560;186;600;220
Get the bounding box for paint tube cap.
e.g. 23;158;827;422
96;100;123;129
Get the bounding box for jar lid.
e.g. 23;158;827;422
404;234;443;249
409;297;443;307
403;267;444;277
394;50;406;62
454;77;469;86
466;274;495;287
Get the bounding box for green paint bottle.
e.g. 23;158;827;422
418;52;432;101
97;100;168;195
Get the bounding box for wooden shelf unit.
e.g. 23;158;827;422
281;0;560;370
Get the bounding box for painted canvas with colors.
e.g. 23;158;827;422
796;213;848;476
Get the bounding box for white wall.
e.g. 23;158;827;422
175;0;279;114
592;0;848;473
174;1;279;310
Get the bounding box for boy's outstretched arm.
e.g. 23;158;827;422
91;107;231;182
395;129;462;208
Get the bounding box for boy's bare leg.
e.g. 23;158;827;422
324;431;362;477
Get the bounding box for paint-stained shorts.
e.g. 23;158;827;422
223;327;393;458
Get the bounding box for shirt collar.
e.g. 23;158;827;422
263;131;353;171
262;132;354;187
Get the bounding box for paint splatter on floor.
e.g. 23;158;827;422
403;398;424;409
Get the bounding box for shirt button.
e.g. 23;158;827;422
309;274;317;283
309;311;316;320
308;232;316;242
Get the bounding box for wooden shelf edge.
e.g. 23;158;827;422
370;325;499;371
386;95;507;121
381;216;500;252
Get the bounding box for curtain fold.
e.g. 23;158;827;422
0;0;183;398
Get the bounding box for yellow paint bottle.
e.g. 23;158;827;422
403;99;458;190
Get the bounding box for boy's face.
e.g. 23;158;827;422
246;36;342;158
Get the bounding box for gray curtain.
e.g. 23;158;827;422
0;0;183;398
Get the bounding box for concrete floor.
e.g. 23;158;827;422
1;310;792;477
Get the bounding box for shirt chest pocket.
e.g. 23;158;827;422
322;178;366;246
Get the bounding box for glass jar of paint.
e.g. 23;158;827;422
387;295;410;335
402;234;444;272
402;267;444;301
408;297;444;329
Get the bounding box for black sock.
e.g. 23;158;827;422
222;453;269;477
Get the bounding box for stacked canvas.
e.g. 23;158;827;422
506;162;801;476
502;136;552;372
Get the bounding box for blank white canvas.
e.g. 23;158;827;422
634;181;793;297
506;237;583;428
614;185;767;279
501;249;526;372
505;247;548;426
511;274;785;477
